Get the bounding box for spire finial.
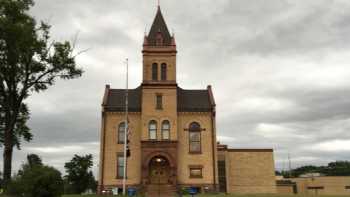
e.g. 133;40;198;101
157;0;160;8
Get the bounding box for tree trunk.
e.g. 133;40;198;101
3;144;13;185
2;99;18;189
3;127;13;188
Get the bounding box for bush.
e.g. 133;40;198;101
64;154;96;194
7;164;64;197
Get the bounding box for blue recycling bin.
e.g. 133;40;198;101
127;188;136;196
188;187;197;197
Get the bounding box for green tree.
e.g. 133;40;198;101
281;161;350;178
324;161;350;176
26;153;43;168
290;165;321;177
64;154;96;194
7;154;64;197
0;0;83;186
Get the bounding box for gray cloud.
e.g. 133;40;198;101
1;0;350;176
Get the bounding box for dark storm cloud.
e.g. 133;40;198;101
2;0;350;176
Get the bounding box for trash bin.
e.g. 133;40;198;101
188;187;197;197
127;188;136;196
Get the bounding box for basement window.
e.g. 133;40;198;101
189;166;203;178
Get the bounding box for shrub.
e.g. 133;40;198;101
7;164;64;197
64;154;96;194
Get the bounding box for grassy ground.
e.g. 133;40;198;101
184;195;350;197
2;194;349;197
1;195;349;197
61;194;350;197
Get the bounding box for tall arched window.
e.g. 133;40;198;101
118;122;126;144
149;120;157;140
161;63;167;80
161;120;170;140
152;63;158;81
189;122;201;153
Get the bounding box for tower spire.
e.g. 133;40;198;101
145;5;172;46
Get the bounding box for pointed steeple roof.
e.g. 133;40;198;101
147;6;172;45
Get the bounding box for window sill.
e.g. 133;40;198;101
116;177;127;180
189;176;203;179
189;151;202;154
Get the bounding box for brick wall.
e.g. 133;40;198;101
287;176;350;195
225;149;276;193
177;112;216;186
99;112;142;188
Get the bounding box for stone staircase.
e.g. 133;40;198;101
145;184;176;197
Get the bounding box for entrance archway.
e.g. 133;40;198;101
149;156;170;184
142;150;177;185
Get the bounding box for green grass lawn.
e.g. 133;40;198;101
184;195;350;197
61;194;350;197
1;195;349;197
2;194;350;197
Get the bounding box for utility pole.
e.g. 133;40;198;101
288;153;292;177
122;58;129;195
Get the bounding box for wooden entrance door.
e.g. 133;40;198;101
149;156;170;184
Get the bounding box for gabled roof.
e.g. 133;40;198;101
103;86;142;112
177;87;213;112
102;86;214;113
147;7;172;45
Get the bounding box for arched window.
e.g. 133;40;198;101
149;120;157;140
189;122;201;153
152;63;158;81
161;63;167;80
189;122;201;131
161;120;170;140
118;122;126;144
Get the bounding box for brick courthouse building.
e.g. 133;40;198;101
98;6;276;195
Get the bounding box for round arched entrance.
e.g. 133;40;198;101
149;156;170;184
142;151;177;185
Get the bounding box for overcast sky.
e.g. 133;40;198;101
2;0;350;176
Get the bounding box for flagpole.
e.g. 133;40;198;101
123;58;128;195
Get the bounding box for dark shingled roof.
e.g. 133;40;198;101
177;88;212;112
103;86;213;112
147;7;172;45
104;86;142;112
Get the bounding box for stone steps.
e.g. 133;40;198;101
145;184;176;197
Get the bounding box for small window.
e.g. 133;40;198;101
189;167;203;178
161;63;167;80
161;120;170;140
156;94;162;109
149;120;157;140
345;186;350;189
117;154;126;179
118;122;126;144
307;186;324;190
152;63;158;80
189;122;201;153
